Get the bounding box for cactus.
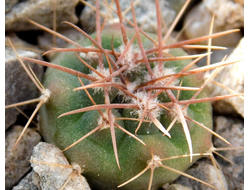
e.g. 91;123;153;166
36;8;222;190
6;0;243;190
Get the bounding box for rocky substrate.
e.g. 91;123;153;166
5;0;244;190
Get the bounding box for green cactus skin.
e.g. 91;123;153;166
39;24;213;190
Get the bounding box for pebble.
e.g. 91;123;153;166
183;0;243;47
12;171;39;190
172;159;228;190
5;125;41;190
163;184;192;190
80;0;186;34
213;116;244;190
5;0;79;32
30;142;91;190
210;38;244;117
5;38;44;129
5;0;18;14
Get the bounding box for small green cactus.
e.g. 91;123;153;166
39;23;214;190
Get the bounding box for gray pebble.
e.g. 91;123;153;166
213;116;244;189
5;0;18;14
12;171;39;190
5;42;43;129
30;142;91;190
183;0;243;47
80;0;186;34
210;38;244;117
163;184;192;190
5;125;41;190
172;159;228;190
5;0;79;32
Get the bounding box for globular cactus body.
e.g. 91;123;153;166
39;24;213;190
